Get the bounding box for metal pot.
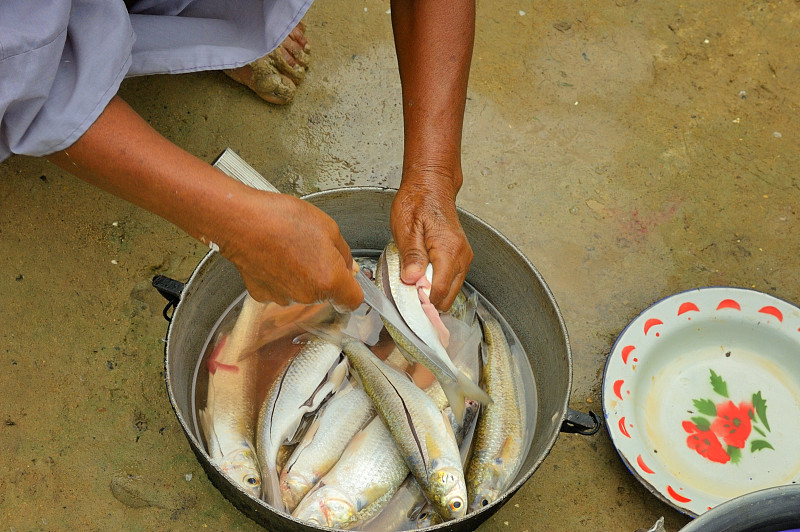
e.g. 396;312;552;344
678;484;800;532
154;187;599;531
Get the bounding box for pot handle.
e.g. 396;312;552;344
152;275;184;322
560;408;602;436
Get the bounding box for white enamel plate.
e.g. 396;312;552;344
602;287;800;516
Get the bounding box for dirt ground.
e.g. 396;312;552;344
1;1;798;531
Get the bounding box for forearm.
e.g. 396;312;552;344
390;0;475;192
47;96;362;308
46;96;260;253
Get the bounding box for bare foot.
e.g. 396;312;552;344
224;22;311;105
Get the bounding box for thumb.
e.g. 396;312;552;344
396;235;429;286
329;259;364;312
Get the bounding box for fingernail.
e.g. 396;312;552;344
401;264;423;283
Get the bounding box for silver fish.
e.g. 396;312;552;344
359;399;479;531
292;415;409;529
199;328;261;498
279;381;376;511
343;337;467;521
256;337;348;511
465;308;526;512
354;476;429;532
447;289;470;322
375;241;490;424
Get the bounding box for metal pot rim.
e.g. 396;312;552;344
163;186;578;530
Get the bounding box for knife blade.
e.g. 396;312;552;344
354;269;457;382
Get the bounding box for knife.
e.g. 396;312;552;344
354;269;457;382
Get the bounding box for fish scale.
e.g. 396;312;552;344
292;415;409;528
342;338;467;521
256;337;348;511
375;241;490;425
279;382;376;511
465;311;526;512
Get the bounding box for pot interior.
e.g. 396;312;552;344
164;187;572;531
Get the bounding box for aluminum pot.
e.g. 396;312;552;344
678;484;800;532
155;187;599;531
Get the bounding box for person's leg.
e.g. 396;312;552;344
224;22;311;105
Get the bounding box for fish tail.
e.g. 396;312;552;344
441;371;492;425
198;379;219;455
262;464;285;512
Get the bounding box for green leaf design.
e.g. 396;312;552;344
693;398;717;417
727;445;742;464
691;416;711;431
752;424;766;438
750;439;774;452
752;391;770;432
710;369;729;398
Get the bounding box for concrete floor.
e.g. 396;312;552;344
1;1;798;530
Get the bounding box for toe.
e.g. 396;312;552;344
251;59;297;104
225;61;296;105
289;22;310;51
281;36;310;69
267;47;306;85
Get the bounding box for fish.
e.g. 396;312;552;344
358;399;480;531
353;476;430;532
199;332;262;499
279;381;376;511
256;337;348;511
375;241;490;423
292;415;409;529
222;293;334;363
343;337;468;521
465;308;526;512
447;289;470;322
292;342;478;530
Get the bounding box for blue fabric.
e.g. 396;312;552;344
0;0;312;160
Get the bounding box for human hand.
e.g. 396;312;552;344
390;173;473;311
220;189;363;310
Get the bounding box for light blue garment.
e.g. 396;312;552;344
0;0;311;161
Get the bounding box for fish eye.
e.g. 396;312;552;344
246;476;260;486
450;499;463;511
480;498;490;507
418;512;429;521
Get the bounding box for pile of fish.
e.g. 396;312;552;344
199;241;528;530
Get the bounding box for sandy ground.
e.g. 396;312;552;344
1;0;799;530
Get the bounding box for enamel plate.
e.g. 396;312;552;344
602;287;800;516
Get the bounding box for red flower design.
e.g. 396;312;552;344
683;421;730;464
711;401;753;448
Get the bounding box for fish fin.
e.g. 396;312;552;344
339;304;384;346
479;341;489;366
441;370;492;425
262;464;285;512
282;416;321;476
459;403;481;466
329;357;350;390
464;293;479;325
198;379;220;457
